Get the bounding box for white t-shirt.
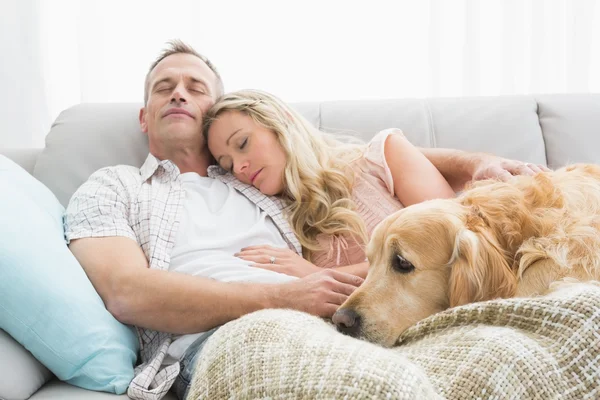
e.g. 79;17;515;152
165;172;297;363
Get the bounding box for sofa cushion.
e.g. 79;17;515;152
537;94;600;169
0;329;53;400
319;96;548;165
0;155;139;394
28;380;178;400
32;102;321;207
33;103;150;207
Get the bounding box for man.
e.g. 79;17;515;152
65;40;546;400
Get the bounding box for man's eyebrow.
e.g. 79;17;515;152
189;77;212;94
151;76;209;92
151;77;173;91
189;77;208;86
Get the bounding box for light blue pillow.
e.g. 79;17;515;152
0;155;139;394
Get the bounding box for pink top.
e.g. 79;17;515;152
312;129;405;268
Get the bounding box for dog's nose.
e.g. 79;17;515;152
332;308;361;337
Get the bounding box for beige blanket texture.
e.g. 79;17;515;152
188;281;600;399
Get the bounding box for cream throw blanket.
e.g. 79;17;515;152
188;281;600;399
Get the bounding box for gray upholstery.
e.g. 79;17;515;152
0;93;599;399
0;148;42;174
33;103;150;207
0;329;53;400
537;94;600;168
27;380;176;400
30;95;598;208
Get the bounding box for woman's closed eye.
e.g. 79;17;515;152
239;137;248;150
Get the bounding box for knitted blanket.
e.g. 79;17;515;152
188;281;600;399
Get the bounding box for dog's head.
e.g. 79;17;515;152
332;198;517;347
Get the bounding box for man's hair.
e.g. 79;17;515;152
144;39;224;104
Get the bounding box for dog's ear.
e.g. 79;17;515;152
448;227;517;307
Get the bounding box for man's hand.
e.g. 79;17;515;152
471;154;550;182
272;269;363;318
236;245;321;278
420;147;552;191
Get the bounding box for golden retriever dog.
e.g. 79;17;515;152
332;164;600;347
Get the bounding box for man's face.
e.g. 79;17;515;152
140;53;219;155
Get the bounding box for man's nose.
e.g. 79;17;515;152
332;308;362;338
170;83;188;104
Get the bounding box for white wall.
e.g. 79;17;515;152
0;0;50;148
1;0;600;149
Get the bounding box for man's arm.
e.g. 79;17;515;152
419;147;549;192
69;236;362;334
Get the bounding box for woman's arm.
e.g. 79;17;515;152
385;134;455;206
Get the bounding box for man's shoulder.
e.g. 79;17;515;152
72;164;143;203
87;164;142;184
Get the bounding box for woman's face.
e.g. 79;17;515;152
207;110;287;196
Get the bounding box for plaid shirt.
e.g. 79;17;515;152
64;154;301;400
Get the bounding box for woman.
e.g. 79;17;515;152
203;89;455;278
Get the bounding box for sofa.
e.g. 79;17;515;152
1;94;599;399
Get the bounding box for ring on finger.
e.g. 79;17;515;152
269;256;276;264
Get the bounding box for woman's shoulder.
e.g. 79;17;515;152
366;128;405;155
352;128;406;196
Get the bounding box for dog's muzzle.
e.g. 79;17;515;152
332;308;362;337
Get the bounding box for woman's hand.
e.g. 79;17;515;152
235;245;321;278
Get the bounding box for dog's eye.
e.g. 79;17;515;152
392;254;415;273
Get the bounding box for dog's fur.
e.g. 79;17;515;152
336;164;600;347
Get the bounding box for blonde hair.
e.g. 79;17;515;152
144;39;224;104
203;89;368;260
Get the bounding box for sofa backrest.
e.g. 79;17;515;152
28;94;600;206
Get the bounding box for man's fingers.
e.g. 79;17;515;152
527;163;544;174
333;282;360;297
326;269;364;287
327;292;350;306
520;164;537;176
320;304;340;319
497;169;513;181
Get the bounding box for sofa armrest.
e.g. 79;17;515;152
0;148;43;174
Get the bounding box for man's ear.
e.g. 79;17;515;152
139;107;148;134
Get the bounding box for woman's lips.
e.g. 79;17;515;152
250;168;263;184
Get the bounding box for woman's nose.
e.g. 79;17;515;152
233;160;249;176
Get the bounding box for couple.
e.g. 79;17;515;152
65;40;547;400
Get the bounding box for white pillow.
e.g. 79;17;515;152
0;329;53;400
